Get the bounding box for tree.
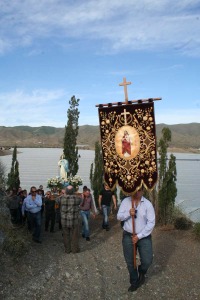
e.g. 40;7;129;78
7;146;20;191
63;96;80;177
90;141;104;206
157;128;177;224
0;160;6;194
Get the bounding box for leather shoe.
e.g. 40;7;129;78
32;238;42;244
128;284;137;292
138;272;145;286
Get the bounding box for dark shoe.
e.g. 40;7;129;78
33;238;42;244
86;237;90;241
65;250;71;254
50;230;55;233
82;233;85;238
138;272;145;287
45;228;48;232
128;284;137;292
72;249;80;254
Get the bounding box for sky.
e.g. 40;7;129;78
0;0;200;128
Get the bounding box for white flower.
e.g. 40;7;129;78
66;175;83;188
47;176;63;188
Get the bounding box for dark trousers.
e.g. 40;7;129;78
45;212;56;232
9;209;20;224
122;231;153;286
28;211;42;241
62;224;79;253
24;210;32;231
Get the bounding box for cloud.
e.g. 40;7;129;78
0;88;199;127
0;89;67;127
0;0;200;56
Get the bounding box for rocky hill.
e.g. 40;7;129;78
0;123;200;152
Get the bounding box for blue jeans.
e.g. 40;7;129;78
28;211;42;241
102;205;111;228
80;210;90;238
122;231;153;286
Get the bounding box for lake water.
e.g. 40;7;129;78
1;148;200;222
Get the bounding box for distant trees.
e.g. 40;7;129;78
7;146;20;191
90;141;104;206
157;127;177;224
63;96;80;177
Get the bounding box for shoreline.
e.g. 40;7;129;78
0;150;13;156
1;147;200;157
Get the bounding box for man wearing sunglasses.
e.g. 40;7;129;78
24;186;42;243
117;187;155;292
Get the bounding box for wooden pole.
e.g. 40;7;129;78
131;196;137;269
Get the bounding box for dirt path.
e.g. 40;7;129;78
0;215;200;300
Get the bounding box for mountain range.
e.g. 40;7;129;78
0;123;200;152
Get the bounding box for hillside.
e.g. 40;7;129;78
0;123;200;151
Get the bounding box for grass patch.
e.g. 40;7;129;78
174;216;193;230
193;222;200;239
0;212;31;258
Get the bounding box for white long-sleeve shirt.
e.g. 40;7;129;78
117;196;155;240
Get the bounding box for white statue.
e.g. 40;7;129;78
58;154;69;180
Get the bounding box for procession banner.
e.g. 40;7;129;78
98;102;157;194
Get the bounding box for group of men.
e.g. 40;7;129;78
6;182;155;293
52;182;155;293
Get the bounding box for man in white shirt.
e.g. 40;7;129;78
117;187;155;292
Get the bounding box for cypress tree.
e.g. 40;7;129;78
90;141;104;206
63;96;80;177
0;160;6;193
158;128;177;224
7;146;20;191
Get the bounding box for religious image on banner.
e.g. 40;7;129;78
98;102;157;194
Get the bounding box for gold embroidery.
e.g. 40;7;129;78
99;103;157;194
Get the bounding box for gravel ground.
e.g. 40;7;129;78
0;214;200;300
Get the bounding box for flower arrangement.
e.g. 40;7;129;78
47;176;63;190
66;175;83;190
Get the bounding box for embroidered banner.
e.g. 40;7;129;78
98;102;157;194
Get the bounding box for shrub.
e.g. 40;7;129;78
0;207;31;258
3;230;30;257
193;222;200;239
174;216;193;230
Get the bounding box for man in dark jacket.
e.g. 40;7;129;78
44;191;56;233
